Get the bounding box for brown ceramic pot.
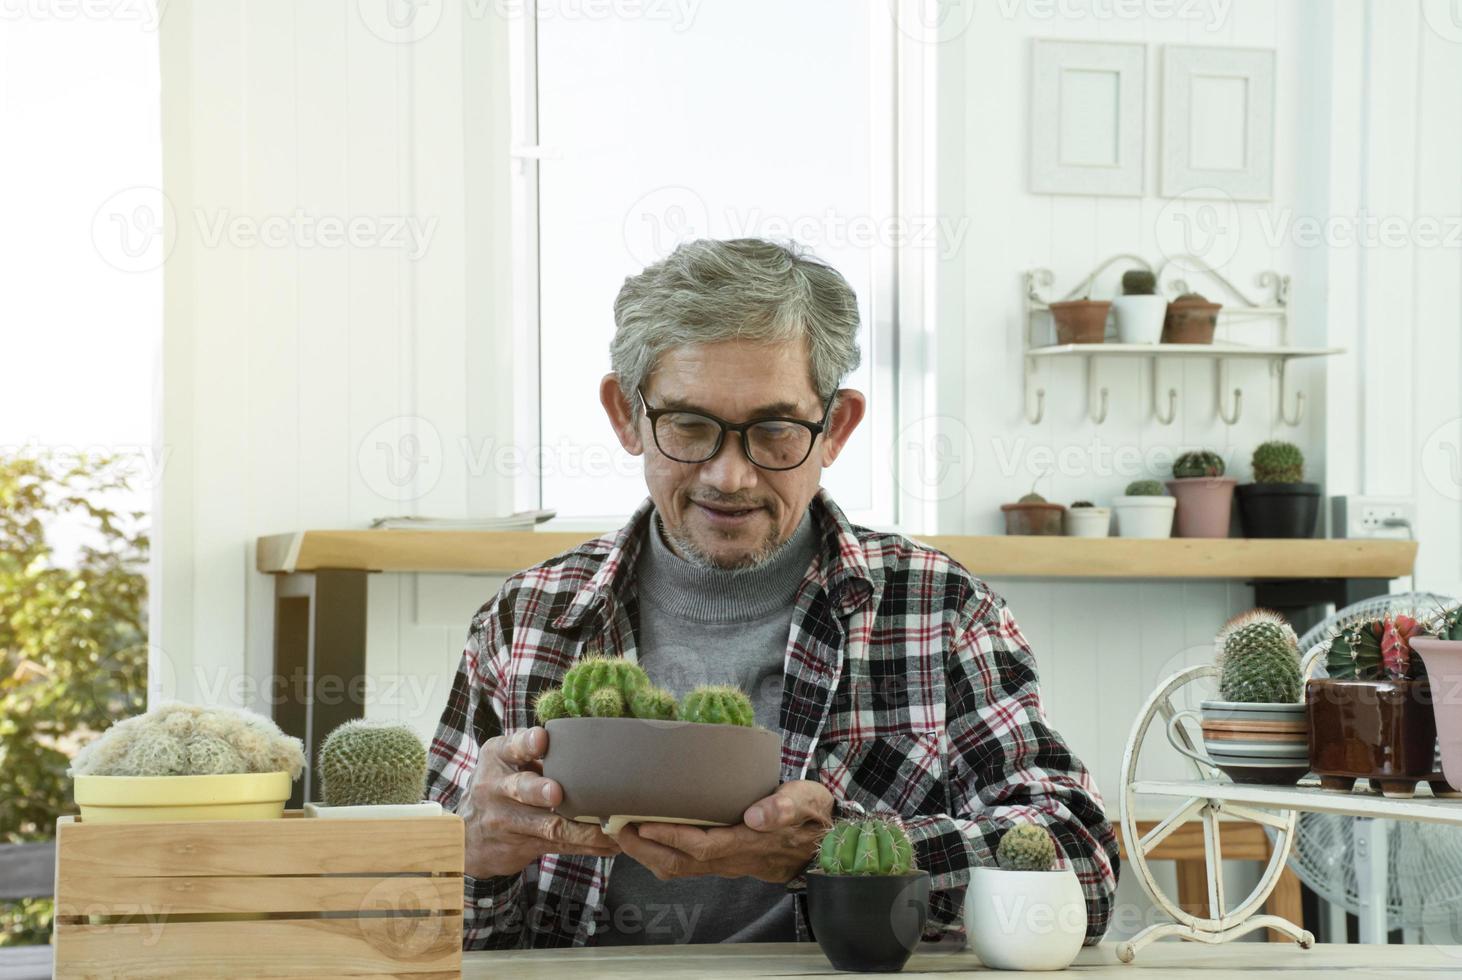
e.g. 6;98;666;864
1305;677;1443;797
1166;477;1236;538
1001;502;1065;535
1162;297;1222;343
1049;300;1110;344
542;717;780;833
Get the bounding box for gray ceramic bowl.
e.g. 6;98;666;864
542;717;781;834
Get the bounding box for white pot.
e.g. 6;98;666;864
1063;507;1110;537
1111;294;1167;344
964;866;1086;971
304;800;442;819
1112;495;1176;538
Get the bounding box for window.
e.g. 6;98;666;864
512;1;932;528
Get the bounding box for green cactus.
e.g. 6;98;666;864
534;688;569;724
67;702;306;779
318;719;427;807
1173;450;1226;479
561;656;650;718
1121;269;1156;295
818;817;916;876
1251;441;1304;484
1070;500;1095;508
1215;609;1302;703
681;685;755;726
1124;479;1166;496
630;686;679;721
996;823;1058;871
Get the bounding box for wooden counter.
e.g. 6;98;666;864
461;939;1461;978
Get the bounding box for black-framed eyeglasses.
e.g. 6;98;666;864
636;387;837;471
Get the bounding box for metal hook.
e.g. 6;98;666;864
1087;358;1109;425
1274;359;1305;425
1152;358;1177;425
1216;359;1243;425
1024;357;1045;424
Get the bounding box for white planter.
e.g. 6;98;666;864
1111;294;1167;344
965;866;1086;971
304;801;442;819
1063;507;1110;537
1112;495;1176;538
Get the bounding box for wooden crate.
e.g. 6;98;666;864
53;811;464;979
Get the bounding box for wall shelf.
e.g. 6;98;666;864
1023;254;1344;426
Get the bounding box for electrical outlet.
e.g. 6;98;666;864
1331;495;1416;539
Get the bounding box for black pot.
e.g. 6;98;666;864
807;871;930;973
1237;482;1321;538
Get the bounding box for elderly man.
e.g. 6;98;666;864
426;238;1118;949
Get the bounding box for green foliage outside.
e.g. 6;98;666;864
1;453;148;945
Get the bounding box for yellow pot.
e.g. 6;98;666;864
72;772;292;823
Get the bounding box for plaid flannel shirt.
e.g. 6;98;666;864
426;488;1119;949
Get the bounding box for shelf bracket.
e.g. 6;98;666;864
1216;359;1243;425
1152;358;1177;425
1087;357;1109;424
1024;356;1045;425
1273;358;1305;426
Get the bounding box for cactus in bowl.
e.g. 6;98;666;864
818;816;916;876
1125;479;1166;496
1173;450;1225;479
996;823;1058;871
534;655;680;723
318;720;427;807
1216;609;1302;703
681;685;755;726
1252;441;1304;484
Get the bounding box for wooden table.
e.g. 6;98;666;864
462;940;1461;977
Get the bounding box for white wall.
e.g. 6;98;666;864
156;0;1462;904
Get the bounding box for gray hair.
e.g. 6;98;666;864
611;238;861;418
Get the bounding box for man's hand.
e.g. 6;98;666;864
460;726;621;879
613;779;834;883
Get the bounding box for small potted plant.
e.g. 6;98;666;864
1111;269;1166;344
1001;476;1065;535
1063;500;1110;537
807;817;930;973
539;656;780;834
305;720;443;818
1236;441;1321;538
1413;604;1462;793
1112;479;1176;538
1161;291;1222;344
1309;612;1442;797
1048;292;1110;345
1167;610;1309;785
964;823;1086;972
68;702;306;823
1166;449;1236;538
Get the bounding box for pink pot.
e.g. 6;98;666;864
1165;477;1236;538
1411;637;1462;792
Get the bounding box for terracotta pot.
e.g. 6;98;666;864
1410;638;1462;793
1305;678;1444;797
1001;502;1065;536
1162;298;1222;343
542;717;780;833
1237;483;1321;538
807;871;930;973
1049;300;1110;344
1166;477;1236;538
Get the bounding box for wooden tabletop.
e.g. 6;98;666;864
257;529;1417;581
462;940;1462;978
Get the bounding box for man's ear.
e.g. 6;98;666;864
818;389;866;466
601;374;645;455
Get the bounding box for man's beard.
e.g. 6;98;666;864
658;511;793;572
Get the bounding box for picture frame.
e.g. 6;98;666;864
1160;45;1276;201
1029;39;1146;197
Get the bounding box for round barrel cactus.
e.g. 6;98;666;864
1173;450;1225;479
561;656;650;718
1251;441;1304;484
818;817;916;876
1124;479;1166;496
996;823;1057;871
1215;609;1302;703
629;686;679;721
681;685;755;726
318;719;427;807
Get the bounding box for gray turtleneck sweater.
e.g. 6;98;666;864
594;506;818;946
